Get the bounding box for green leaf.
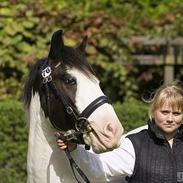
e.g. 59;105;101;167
0;8;13;16
17;42;35;53
22;21;35;29
11;35;23;45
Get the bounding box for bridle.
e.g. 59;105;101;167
42;65;110;140
41;63;110;183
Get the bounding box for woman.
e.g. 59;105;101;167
57;82;183;183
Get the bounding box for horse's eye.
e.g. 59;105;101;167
64;77;76;85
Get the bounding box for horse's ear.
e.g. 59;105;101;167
78;36;88;52
48;30;64;60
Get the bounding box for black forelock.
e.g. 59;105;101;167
61;45;96;77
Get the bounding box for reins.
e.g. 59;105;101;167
65;148;90;183
55;131;90;183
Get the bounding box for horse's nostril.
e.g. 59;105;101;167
106;123;114;133
103;123;116;136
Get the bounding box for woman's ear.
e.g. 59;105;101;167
149;109;154;121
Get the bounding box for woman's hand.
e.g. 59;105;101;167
57;139;77;152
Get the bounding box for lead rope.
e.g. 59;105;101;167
56;132;91;183
64;148;91;183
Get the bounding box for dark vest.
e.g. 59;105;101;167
126;121;183;183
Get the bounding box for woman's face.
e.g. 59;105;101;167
153;103;183;138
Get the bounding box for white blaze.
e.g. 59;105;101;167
68;69;123;153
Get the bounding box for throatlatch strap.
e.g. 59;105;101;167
65;149;90;183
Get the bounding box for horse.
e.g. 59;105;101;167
23;30;124;183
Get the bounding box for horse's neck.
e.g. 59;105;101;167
28;92;56;146
27;93;78;183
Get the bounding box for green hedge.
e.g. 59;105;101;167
0;99;148;182
114;99;149;132
0;100;28;183
1;0;183;101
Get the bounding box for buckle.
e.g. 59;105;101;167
75;117;93;133
42;66;52;83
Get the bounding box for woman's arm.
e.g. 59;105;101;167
58;137;135;182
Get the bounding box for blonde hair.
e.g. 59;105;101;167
148;81;183;120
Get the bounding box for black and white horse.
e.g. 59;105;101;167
23;30;124;183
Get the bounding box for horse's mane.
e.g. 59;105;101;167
23;45;96;109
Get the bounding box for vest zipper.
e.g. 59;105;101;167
166;139;177;183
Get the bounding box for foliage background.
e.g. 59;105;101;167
0;0;182;182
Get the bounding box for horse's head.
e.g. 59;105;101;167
24;30;123;153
